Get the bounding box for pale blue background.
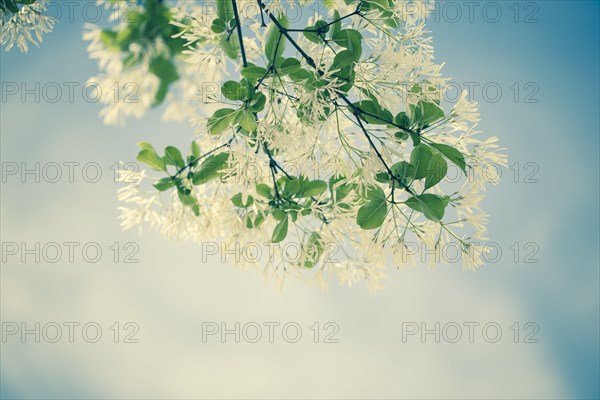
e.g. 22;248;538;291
1;1;598;399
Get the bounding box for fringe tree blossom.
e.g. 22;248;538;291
84;0;217;125
112;0;507;291
1;0;55;53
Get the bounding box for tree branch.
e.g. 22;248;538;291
231;0;247;67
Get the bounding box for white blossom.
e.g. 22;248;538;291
1;0;55;53
113;0;506;290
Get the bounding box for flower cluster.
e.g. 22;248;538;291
1;0;55;53
83;0;212;125
114;0;506;291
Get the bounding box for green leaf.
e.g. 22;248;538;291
314;19;330;33
353;100;378;115
256;183;272;198
332;180;352;202
332;29;362;60
330;10;342;38
410;100;445;127
272;209;286;221
409;83;422;94
164;146;185;168
247;213;266;229
231;193;254;208
192;152;229;185
137;149;166;172
410;145;433;180
303;26;322;44
221;80;244;101
99;29;119;51
357;195;388;230
265;14;287;63
178;191;200;216
272;216;289;243
304;20;328;43
240;77;256;98
430;143;467;174
391;161;416;186
394;112;411;129
149;57;179;106
366;185;386;201
2;1;18;13
375;172;390;183
303;232;324;268
191;203;201;216
248;92;267;112
394;131;409;142
363;0;392;11
137;141;156;151
301;180;327;197
241;66;268;80
280;58;301;74
188;141;201;167
178;191;196;205
281;177;301;196
408;131;422;147
353;100;392;125
273;56;285;69
211;18;227;33
288;68;314;84
424;153;447;190
331;50;355;71
115;26;137;50
207;108;236;135
153;177;177;191
220;33;239;59
191;140;201;157
405;194;447;222
216;0;234;21
236;109;257;132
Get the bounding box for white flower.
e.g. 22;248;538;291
451;90;481;130
113;0;507;291
1;0;55;53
